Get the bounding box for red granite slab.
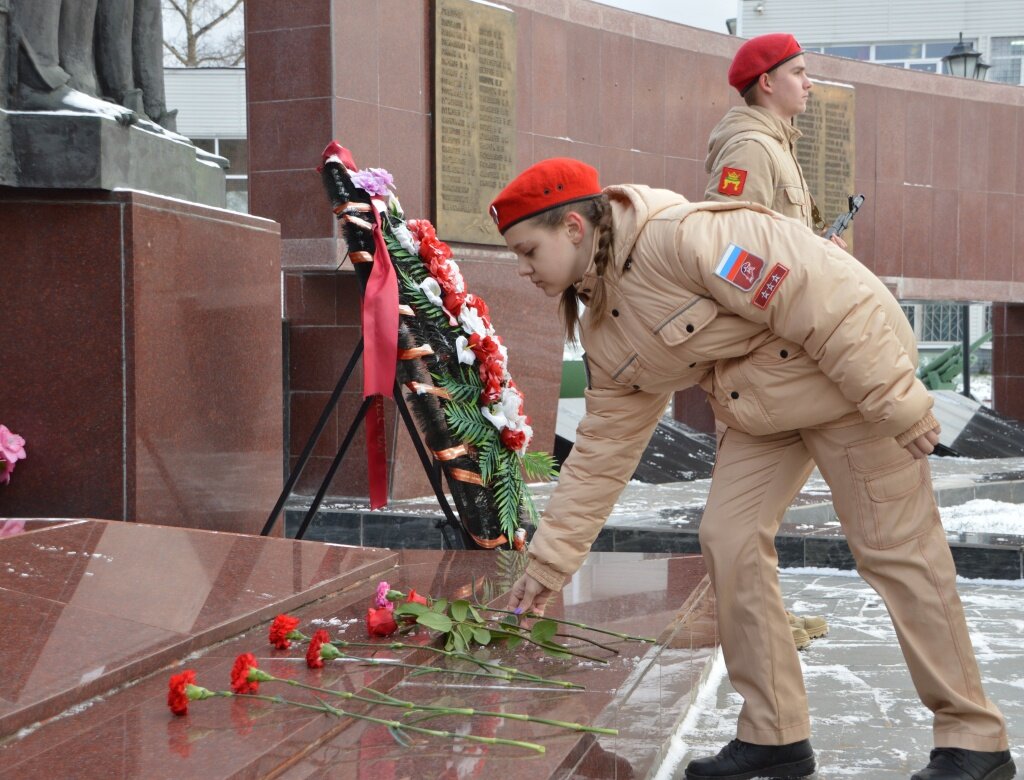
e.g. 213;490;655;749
0;519;396;738
0;532;713;780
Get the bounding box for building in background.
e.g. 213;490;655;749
739;0;1022;357
737;0;1024;85
164;67;248;213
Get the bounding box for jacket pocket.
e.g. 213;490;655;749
782;186;805;206
846;439;931;549
654;297;718;346
611;353;641;386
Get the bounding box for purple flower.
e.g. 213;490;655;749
350;167;394;197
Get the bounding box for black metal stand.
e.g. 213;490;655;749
262;336;472;549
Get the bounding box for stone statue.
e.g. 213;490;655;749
7;0;176;130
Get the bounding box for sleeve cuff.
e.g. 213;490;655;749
525;557;567;592
895;411;940;448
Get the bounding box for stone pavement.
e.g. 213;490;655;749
661;570;1024;779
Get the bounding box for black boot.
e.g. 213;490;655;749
684;738;816;779
911;748;1016;780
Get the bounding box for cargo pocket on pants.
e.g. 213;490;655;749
847;440;930;549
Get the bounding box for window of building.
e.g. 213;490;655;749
807;39;965;74
190;137;249;213
990;36;1024;85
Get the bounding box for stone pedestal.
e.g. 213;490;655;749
673;386;716;435
992;303;1024;422
0;111;227;207
0;518;714;778
0;189;283;534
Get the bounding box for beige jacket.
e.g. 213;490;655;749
527;184;936;591
704;106;816;230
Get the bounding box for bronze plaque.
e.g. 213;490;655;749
434;0;516;246
795;80;856;249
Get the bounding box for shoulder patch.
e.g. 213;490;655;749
718;167;747;196
752;263;790;309
715;243;765;292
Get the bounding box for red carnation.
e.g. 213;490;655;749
406;589;429;607
444;291;466;315
367;606;399;637
231;652;260;694
269;614;301;649
408;219;436;243
466;295;489;318
306;629;331;669
167;669;197;716
501;428;527;453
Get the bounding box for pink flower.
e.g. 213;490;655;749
0;425;25;484
374;581;395;611
0;520;27;538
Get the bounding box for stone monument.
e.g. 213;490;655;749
0;0;226;206
1;2;284;535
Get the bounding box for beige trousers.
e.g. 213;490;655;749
699;416;1008;750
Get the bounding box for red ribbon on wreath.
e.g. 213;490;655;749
321;142;397;509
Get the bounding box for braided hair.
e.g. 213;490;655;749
529;194;614;343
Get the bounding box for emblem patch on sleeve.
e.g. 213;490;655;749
715;243;765;292
718;167;747;196
752;263;790;309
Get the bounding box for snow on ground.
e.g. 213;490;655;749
940;499;1024;535
655;570;1024;779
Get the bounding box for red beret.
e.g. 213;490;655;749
489;158;601;234
729;33;804;95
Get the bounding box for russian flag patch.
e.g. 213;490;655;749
714;243;765;292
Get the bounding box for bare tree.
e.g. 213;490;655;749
163;0;244;67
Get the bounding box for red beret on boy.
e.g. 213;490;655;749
728;33;804;95
489;158;601;234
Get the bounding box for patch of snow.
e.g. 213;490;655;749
939;499;1024;535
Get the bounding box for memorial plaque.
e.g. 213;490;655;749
434;0;515;246
795;80;856;249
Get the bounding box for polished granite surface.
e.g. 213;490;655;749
0;519;396;739
0;521;713;779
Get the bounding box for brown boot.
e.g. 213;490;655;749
792;625;811;650
788;611;829;639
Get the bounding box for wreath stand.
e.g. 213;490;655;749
261;263;474;550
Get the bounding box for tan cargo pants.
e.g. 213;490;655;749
699;416;1008;750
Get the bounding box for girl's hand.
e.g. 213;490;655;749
507;572;557;617
905;426;941;459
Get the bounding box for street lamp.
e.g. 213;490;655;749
941;33;990;80
941;33;989;398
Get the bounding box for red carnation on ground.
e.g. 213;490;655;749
306;629;331;669
269;614;301;649
406;589;429;607
167;669;197;716
231;653;260;694
367;606;399;637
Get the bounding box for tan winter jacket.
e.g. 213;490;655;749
526;184;936;592
704;106;816;230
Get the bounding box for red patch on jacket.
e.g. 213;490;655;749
718;167;747;196
752;263;789;309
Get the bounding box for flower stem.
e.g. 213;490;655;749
483;606;656;643
331;640;582;689
360;686;617;735
261;676;614;735
312;699;545;753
